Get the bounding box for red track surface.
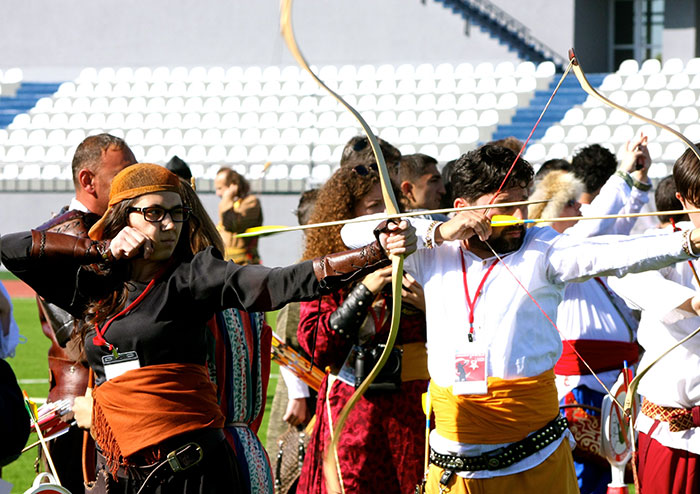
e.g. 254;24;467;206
3;280;35;298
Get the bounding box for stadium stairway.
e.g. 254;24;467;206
0;82;62;128
491;72;607;142
432;0;566;70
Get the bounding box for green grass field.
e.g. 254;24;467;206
1;295;280;493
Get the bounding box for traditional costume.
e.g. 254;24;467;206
295;288;429;494
207;307;275;493
342;217;695;493
217;194;263;264
531;170;648;493
1;163;396;493
609;221;700;494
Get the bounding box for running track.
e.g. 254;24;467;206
3;280;35;298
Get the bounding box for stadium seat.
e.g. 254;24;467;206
662;58;683;75
618;59;639;75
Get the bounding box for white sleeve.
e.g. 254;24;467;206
546;230;690;284
280;366;310;399
340;215;437;251
568;174;647;238
608;270;697;323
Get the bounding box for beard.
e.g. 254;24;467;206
470;225;526;255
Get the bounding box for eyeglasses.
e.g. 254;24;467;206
352;163;379;176
128;206;192;223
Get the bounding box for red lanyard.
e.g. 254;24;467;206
92;263;171;355
369;296;387;334
460;249;499;342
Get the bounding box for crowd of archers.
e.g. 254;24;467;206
2;129;700;494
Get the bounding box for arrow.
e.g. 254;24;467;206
236;199;550;238
491;209;700;227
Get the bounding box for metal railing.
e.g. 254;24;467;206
446;0;568;70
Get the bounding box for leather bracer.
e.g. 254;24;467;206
30;230;112;263
329;283;375;340
312;219;397;291
312;240;390;291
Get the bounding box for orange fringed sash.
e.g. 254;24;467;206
92;363;224;471
431;369;559;444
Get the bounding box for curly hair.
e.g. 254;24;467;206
301;167;382;260
571;144;617;194
450;144;533;203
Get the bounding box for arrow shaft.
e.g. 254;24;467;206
238;199;550;238
492;209;700;227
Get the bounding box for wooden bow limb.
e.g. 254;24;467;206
624;324;700;417
237;199;550;238
569;48;700;162
491;209;700;227
280;2;403;493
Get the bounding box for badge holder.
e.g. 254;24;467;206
453;344;488;395
102;351;140;381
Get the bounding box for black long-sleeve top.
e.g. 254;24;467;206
1;232;321;384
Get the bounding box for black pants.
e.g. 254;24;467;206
96;431;243;494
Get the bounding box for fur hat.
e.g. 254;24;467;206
88;163;181;240
528;170;584;227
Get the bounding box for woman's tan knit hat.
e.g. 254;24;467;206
88;163;181;240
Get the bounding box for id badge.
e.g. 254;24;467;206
336;345;361;387
102;351;140;381
453;344;488;395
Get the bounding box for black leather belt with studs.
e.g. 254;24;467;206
429;415;568;472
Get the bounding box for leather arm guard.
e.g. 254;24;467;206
311;219;397;291
30;230;112;263
329;283;376;340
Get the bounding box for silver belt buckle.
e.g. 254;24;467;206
167;442;203;473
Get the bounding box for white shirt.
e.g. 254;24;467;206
608;221;700;454
68;197;90;213
280;366;311;399
572;172;649;238
556;172;646;398
343;219;689;476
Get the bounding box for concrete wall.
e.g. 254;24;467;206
0;192;304;268
491;0;575;61
573;0;611;72
0;0;524;80
663;0;700;62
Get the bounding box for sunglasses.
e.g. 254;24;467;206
352;137;369;151
128;206;192;223
352;163;379;176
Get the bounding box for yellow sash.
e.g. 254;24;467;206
431;369;558;444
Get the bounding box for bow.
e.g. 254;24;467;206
279;2;404;492
567;49;700;415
